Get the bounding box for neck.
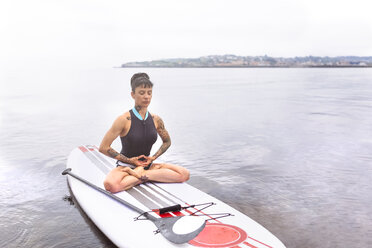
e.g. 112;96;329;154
134;105;148;119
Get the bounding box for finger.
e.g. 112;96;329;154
138;162;147;167
143;156;154;163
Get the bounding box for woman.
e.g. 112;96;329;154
99;73;190;193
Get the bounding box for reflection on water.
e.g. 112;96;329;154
1;68;372;247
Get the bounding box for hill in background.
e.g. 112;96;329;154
121;55;372;68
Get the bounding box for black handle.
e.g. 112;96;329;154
158;204;182;214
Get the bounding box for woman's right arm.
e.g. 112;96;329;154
99;115;134;165
99;114;146;167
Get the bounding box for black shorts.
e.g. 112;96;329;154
116;160;136;169
116;160;153;170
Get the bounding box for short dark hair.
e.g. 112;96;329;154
130;73;153;92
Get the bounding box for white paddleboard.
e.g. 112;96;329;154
66;145;286;248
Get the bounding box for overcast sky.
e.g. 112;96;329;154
1;0;372;68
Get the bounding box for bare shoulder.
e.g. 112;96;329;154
115;111;131;123
151;113;158;121
122;111;132;121
113;111;131;136
151;114;165;130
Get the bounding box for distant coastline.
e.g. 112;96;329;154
120;55;372;68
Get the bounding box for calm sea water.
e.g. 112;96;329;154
1;68;372;247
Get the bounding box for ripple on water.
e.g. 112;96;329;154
0;207;33;248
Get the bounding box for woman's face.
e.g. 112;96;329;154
131;85;153;108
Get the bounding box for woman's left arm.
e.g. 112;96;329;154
147;115;171;164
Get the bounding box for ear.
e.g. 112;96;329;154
131;91;135;99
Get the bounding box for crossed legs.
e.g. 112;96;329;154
103;163;190;193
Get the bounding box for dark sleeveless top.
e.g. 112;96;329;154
120;110;158;158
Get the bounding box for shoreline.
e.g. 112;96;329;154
117;65;372;68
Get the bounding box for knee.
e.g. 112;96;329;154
104;180;121;193
180;168;190;182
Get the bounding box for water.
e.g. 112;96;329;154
1;68;372;247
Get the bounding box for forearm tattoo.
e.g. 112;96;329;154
153;116;171;159
107;148;132;164
107;148;119;158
